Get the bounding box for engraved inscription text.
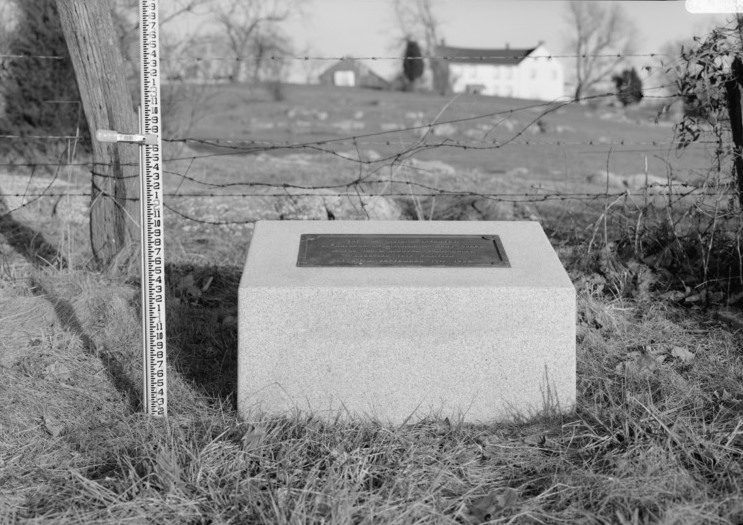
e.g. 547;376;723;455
296;234;509;267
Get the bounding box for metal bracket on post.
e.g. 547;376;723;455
96;129;158;145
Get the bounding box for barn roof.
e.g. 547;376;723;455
437;45;538;66
318;58;390;87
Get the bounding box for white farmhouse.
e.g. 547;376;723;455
438;42;564;101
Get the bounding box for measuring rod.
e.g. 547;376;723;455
97;0;167;417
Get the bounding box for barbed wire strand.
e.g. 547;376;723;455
2;184;727;200
1;52;677;62
2;150;734;218
4;184;729;223
0;85;687;160
157;91;684;161
1;51;734;224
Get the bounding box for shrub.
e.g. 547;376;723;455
612;67;644;106
402;39;424;90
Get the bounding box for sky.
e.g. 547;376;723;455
178;0;732;83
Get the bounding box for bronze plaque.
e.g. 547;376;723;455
296;234;509;267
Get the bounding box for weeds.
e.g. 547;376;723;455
2;81;743;523
2;229;743;523
3;174;743;523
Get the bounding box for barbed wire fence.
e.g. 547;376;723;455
0;50;740;280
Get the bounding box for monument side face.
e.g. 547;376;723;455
238;220;576;424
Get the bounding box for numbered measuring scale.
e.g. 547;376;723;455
97;0;167;416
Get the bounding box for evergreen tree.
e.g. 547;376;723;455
612;67;644;106
0;0;88;151
402;39;424;89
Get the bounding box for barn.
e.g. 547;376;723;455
318;58;390;90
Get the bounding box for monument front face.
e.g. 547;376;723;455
238;220;576;425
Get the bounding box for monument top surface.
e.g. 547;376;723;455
241;220;573;289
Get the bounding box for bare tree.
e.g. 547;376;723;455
212;0;300;83
391;0;448;94
112;0;211;43
564;1;639;101
392;0;439;54
296;44;324;84
111;0;212;78
251;23;293;82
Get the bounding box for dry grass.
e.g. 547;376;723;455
2;234;743;523
2;84;743;523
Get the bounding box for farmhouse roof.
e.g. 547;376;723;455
437;45;538;66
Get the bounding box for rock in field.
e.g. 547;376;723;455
332;120;366;132
431;123;458;137
406;158;456;177
586;171;675;193
241;189;404;221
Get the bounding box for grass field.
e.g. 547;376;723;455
2;83;743;524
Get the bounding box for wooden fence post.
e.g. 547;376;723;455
726;56;743;208
56;0;140;265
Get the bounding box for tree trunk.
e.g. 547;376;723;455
431;58;450;96
231;59;243;83
56;0;140;265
